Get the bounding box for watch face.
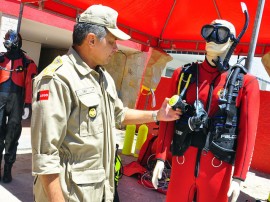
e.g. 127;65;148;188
169;95;179;107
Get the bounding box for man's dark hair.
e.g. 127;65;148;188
73;23;107;46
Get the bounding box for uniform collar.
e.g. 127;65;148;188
67;46;99;76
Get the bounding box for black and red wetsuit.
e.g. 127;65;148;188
155;60;260;202
0;50;37;167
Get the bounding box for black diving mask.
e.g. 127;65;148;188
201;23;235;44
3;30;20;50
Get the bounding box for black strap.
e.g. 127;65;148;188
202;73;221;153
178;62;197;99
22;52;32;69
225;70;243;126
194;148;202;178
0;52;32;72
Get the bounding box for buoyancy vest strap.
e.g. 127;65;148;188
0;52;30;72
180;74;192;97
177;73;184;94
178;72;192;96
193;65;204;178
206;73;221;114
177;63;197;97
0;65;24;72
203;73;221;154
225;68;243;126
194;148;202;178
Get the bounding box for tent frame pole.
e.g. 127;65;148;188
16;2;25;33
246;0;265;70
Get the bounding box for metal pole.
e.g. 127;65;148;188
246;0;265;71
16;3;25;33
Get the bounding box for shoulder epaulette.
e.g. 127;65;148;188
42;56;63;77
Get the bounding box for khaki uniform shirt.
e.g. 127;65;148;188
31;47;127;202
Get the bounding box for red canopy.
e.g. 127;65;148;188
12;0;270;56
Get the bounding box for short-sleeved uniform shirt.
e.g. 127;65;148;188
31;47;127;202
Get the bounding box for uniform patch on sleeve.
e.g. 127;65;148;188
37;90;49;101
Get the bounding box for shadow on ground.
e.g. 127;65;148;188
0;145;268;202
0;153;33;202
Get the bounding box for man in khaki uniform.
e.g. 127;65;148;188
262;51;270;77
31;4;181;202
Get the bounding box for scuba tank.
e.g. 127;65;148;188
206;58;247;164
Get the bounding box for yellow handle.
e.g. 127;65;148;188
134;124;148;157
122;125;136;155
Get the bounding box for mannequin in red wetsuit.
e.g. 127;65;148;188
152;20;260;202
0;30;37;182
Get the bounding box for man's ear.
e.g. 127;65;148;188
89;39;95;45
87;33;95;46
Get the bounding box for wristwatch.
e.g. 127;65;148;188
152;111;159;123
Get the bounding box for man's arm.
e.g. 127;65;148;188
122;98;181;125
31;76;71;201
39;174;65;202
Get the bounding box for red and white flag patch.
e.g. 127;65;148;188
38;90;49;101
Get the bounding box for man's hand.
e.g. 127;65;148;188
122;98;182;125
227;178;241;202
157;98;182;122
152;160;165;189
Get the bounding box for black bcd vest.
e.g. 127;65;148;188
171;62;245;164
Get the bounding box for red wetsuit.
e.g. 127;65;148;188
155;60;260;202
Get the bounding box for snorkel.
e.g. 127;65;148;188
213;2;249;72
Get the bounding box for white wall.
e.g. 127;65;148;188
21;39;41;66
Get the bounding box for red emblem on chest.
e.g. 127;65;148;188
38;90;49;101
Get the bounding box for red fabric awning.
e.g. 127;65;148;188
7;0;270;56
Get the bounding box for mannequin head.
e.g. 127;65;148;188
201;20;236;66
3;29;22;52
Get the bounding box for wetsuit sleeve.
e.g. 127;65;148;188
233;75;260;180
24;60;37;104
155;67;181;161
31;77;71;175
